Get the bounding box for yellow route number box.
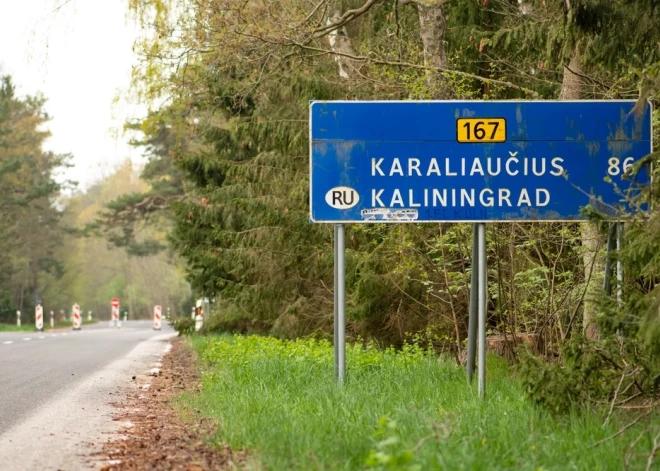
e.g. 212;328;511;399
456;118;506;143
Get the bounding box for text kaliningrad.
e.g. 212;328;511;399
370;154;564;208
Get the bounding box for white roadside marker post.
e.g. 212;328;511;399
16;310;21;327
153;305;162;330
50;311;54;328
72;304;82;331
88;311;92;322
123;311;127;322
35;305;44;332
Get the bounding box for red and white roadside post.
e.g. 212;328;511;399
35;305;44;332
111;298;120;328
153;305;162;330
72;304;82;331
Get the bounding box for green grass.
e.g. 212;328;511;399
180;335;658;471
0;323;36;332
0;319;98;332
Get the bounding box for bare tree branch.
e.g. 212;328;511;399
287;40;540;96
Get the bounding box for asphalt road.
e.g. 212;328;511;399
0;319;176;469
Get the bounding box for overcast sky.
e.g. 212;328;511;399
0;0;144;189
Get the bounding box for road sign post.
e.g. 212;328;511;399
466;224;479;383
333;225;339;379
310;100;652;393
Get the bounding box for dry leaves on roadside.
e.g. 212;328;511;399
96;338;245;470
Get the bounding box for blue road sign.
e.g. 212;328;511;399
310;101;652;223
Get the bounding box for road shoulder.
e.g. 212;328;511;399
98;337;243;470
0;332;175;471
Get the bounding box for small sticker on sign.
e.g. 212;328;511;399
325;186;359;209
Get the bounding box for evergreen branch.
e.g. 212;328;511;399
387;274;454;323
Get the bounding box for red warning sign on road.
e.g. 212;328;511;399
153;305;162;330
35;305;43;331
111;298;120;322
73;304;82;330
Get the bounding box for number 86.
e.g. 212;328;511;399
608;157;634;176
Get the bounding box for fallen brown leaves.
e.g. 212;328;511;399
96;338;245;470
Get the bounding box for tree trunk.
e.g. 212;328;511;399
559;49;601;340
326;3;359;81
414;0;450;97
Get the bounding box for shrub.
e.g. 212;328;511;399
170;317;195;336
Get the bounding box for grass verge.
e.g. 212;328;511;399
0;319;98;332
179;335;658;470
0;323;36;332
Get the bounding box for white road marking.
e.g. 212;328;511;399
3;341;13;344
38;336;46;339
23;338;31;341
61;333;67;336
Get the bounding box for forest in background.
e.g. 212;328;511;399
109;0;660;343
4;0;660;411
0;74;190;323
90;0;660;410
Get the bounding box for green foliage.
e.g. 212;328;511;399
518;328;660;413
0;74;71;322
170;317;195;336
38;161;191;319
120;0;660;392
364;417;421;471
177;335;660;470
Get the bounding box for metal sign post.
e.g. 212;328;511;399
310;100;651;394
466;224;479;383
333;225;339;379
336;224;346;384
477;223;487;398
616;223;624;307
467;223;488;397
